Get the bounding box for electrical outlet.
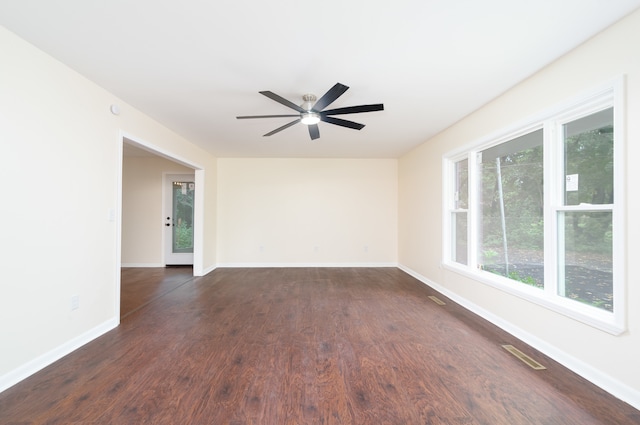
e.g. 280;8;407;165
71;295;79;311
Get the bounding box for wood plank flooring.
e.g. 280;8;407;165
1;267;638;424
120;266;195;318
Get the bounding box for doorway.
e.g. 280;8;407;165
118;135;205;318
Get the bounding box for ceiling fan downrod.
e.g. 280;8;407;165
301;93;317;111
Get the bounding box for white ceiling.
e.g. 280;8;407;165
2;1;640;158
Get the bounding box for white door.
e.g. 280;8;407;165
164;174;195;265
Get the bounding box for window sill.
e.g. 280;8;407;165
442;261;625;335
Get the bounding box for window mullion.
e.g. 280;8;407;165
442;157;453;264
468;151;480;269
544;121;559;299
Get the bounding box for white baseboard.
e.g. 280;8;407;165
198;264;217;276
215;262;398;268
122;263;215;275
0;317;119;394
397;264;640;410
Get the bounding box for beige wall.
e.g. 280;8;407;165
0;26;217;390
398;10;640;406
122;156;193;266
217;158;397;266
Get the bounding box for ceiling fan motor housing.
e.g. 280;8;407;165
300;94;320;125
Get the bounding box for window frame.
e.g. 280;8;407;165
442;78;625;334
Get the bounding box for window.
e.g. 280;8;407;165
558;108;614;312
443;81;624;334
478;129;544;287
452;158;468;265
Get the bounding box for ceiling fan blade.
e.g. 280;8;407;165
260;91;306;113
321;116;365;130
263;119;301;137
322;104;384;116
308;124;320;140
237;114;300;119
312;83;349;111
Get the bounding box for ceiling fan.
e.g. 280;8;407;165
236;82;384;140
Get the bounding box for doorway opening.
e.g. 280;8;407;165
118;135;204;319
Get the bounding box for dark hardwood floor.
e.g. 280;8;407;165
1;267;638;424
119;266;195;318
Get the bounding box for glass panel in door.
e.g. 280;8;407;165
172;181;195;254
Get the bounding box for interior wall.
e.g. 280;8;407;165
217;158;398;266
398;10;640;407
0;25;217;391
121;156;192;266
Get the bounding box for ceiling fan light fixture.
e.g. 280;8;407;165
301;112;320;125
